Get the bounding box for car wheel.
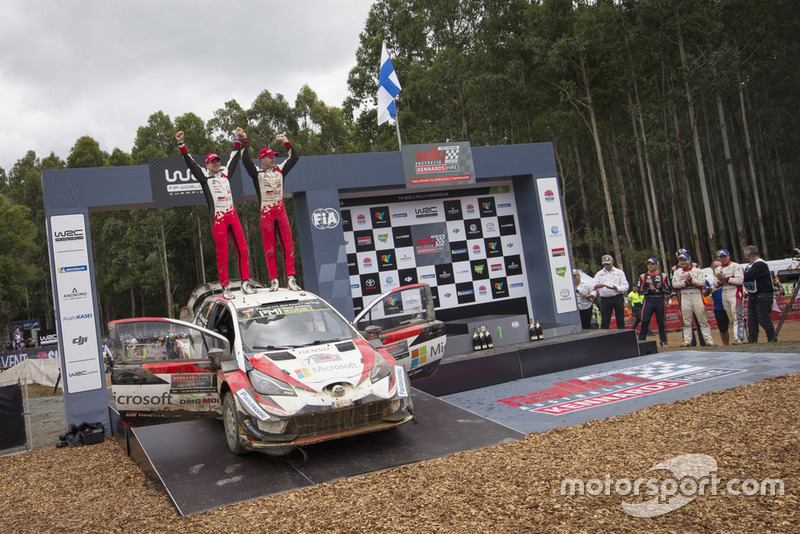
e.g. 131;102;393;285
223;392;248;455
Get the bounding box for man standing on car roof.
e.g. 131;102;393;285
241;133;301;291
176;128;255;299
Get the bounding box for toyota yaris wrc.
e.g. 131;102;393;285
109;282;445;456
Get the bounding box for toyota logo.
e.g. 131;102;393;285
332;384;346;397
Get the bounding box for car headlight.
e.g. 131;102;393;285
370;354;392;383
249;369;296;396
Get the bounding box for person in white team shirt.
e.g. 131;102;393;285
713;248;744;344
671;252;715;346
573;269;595;329
593;254;629;329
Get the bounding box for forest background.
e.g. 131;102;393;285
1;0;798;335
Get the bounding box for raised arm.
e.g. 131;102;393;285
176;130;207;182
276;134;300;177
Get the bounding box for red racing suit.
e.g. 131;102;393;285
241;140;300;279
180;142;249;287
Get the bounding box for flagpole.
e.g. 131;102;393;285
394;115;402;149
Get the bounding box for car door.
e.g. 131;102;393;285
109;317;232;426
353;284;446;379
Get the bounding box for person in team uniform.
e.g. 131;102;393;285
241;134;301;291
671;252;715;347
713;249;745;344
573;269;595;329
742;245;776;343
705;260;732;345
636;258;671;347
670;248;705;346
176;128;255;299
593;254;629;329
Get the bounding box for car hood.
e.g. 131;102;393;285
246;339;376;389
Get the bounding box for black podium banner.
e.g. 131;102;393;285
0;384;26;450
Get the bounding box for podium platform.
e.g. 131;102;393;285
110;327;646;516
415;328;642;396
110;388;524;516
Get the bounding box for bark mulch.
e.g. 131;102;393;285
1;369;797;533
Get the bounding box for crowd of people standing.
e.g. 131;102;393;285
573;245;783;346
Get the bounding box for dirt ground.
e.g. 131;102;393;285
2;323;799;532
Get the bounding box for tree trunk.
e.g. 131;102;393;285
573;141;596;262
632;88;667;266
675;4;715;262
775;149;796;248
194;207;206;285
607;115;633;249
671;102;702;260
581;56;622;269
737;78;768;254
159;220;174;319
629;101;656;249
716;94;747;256
550;132;575;262
701;102;727;247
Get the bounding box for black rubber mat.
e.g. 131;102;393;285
120;388;524;516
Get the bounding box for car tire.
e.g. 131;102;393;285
223;392;248;455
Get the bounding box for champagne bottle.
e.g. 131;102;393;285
529;318;536;341
484;326;494;349
472;327;481;351
479;326;488;349
534;318;543;340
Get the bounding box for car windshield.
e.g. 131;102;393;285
236;300;356;352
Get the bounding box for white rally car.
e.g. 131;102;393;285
108;282;445;456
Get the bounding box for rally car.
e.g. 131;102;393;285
108;282;444;456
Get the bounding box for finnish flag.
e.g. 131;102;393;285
377;41;402;126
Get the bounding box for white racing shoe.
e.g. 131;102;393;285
288;276;302;291
241;279;256;294
222;286;235;299
269;278;279;291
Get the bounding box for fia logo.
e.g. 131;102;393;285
312;208;340;230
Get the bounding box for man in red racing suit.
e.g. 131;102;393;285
241;134;301;291
176;128;255;299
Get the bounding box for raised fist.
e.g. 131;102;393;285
175;131;185;144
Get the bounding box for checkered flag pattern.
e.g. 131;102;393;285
341;186;531;314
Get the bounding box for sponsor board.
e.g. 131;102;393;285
401;142;476;189
50;213;103;393
498;361;743;416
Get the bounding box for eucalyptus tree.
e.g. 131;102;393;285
0;194;38;329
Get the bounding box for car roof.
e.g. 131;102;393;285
225;288;322;310
180;281;323;321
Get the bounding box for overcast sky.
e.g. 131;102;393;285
0;0;374;172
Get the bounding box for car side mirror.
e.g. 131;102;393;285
364;325;382;340
208;348;225;370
